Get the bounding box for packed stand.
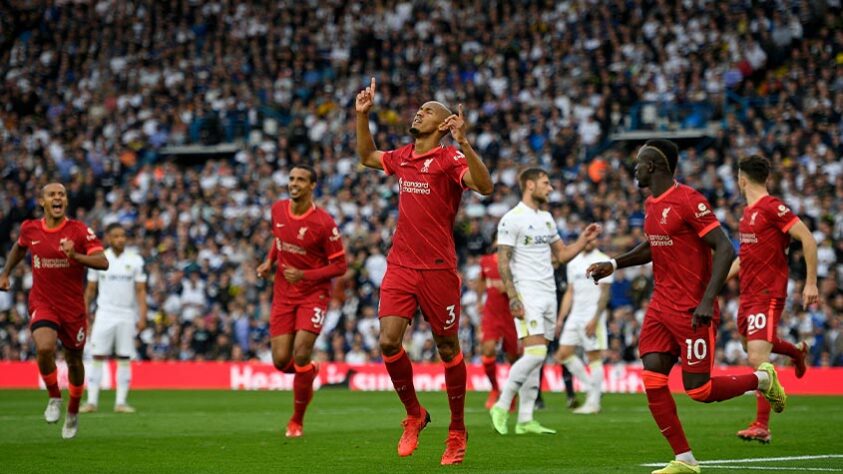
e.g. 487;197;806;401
1;1;841;368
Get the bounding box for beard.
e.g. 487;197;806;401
409;126;421;137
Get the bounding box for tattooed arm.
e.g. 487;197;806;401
497;244;524;319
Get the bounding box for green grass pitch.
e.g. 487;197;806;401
1;389;841;473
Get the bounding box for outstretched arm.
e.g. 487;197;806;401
551;223;602;265
355;77;385;170
693;227;735;329
788;220;819;308
441;104;493;195
586;241;651;284
497;244;524;319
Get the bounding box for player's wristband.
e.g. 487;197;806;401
610;259;618;271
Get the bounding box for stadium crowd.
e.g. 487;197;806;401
1;0;842;369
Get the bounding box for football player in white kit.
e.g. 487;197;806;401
490;168;600;435
555;238;612;414
80;223;147;413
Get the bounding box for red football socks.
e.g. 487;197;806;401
383;348;421;418
482;355;498;391
643;371;691;455
291;363;317;424
687;374;758;403
755;390;771;427
68;383;84;414
41;369;61;399
772;338;801;359
444;352;467;432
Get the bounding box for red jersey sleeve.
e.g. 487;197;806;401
764;197;799;233
679;188;720;237
16;221;33;248
444;147;470;190
380;144;410;176
76;223;104;255
322;217;345;261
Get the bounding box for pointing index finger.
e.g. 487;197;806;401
458;103;463;118
370;76;376;94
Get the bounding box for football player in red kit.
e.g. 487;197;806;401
0;182;108;439
728;154;818;443
476;239;519;409
257;165;347;438
587;140;786;474
355;77;493;465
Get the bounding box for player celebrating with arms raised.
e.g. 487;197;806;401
355;77;493;465
81;223;148;414
0;183;109;439
729;155;818;443
587;141;786;474
257;165;347;438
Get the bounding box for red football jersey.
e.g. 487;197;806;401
17;218;104;317
270;200;345;302
643;183;721;315
479;253;509;319
380;144;469;270
738;195;798;302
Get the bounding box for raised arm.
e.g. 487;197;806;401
355;77;385;170
441;104;492;195
497;244;524;319
693;227;736;329
0;243;27;291
788;220;819;308
551;223;602;265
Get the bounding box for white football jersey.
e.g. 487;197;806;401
88;248;146;319
497;202;560;294
566;249;614;323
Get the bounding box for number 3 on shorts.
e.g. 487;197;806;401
311;307;325;327
444;304;456;329
684;338;707;363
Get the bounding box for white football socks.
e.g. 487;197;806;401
86;359;104;406
115;359;132;406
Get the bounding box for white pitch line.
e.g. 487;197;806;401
641;454;843;468
698;465;841;472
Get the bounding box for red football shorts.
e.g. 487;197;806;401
481;309;518;357
29;306;88;351
638;306;718;374
378;264;461;336
270;293;329;337
738;297;784;342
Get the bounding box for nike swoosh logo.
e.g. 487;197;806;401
686;360;702;366
443;323;455;330
747;329;760;335
276;224;284;228
31;240;40;245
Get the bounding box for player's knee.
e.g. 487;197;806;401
437;346;457;362
272;354;292;371
747;353;767;369
378;336;402;357
35;346;55;361
685;380;713;403
554;346;573;363
292;347;312;367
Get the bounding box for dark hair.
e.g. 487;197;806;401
106;222;124;233
518;167;548;190
642;139;679;174
738;155;771;184
291;164;318;183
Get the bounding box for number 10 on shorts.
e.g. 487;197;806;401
684;338;707;363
